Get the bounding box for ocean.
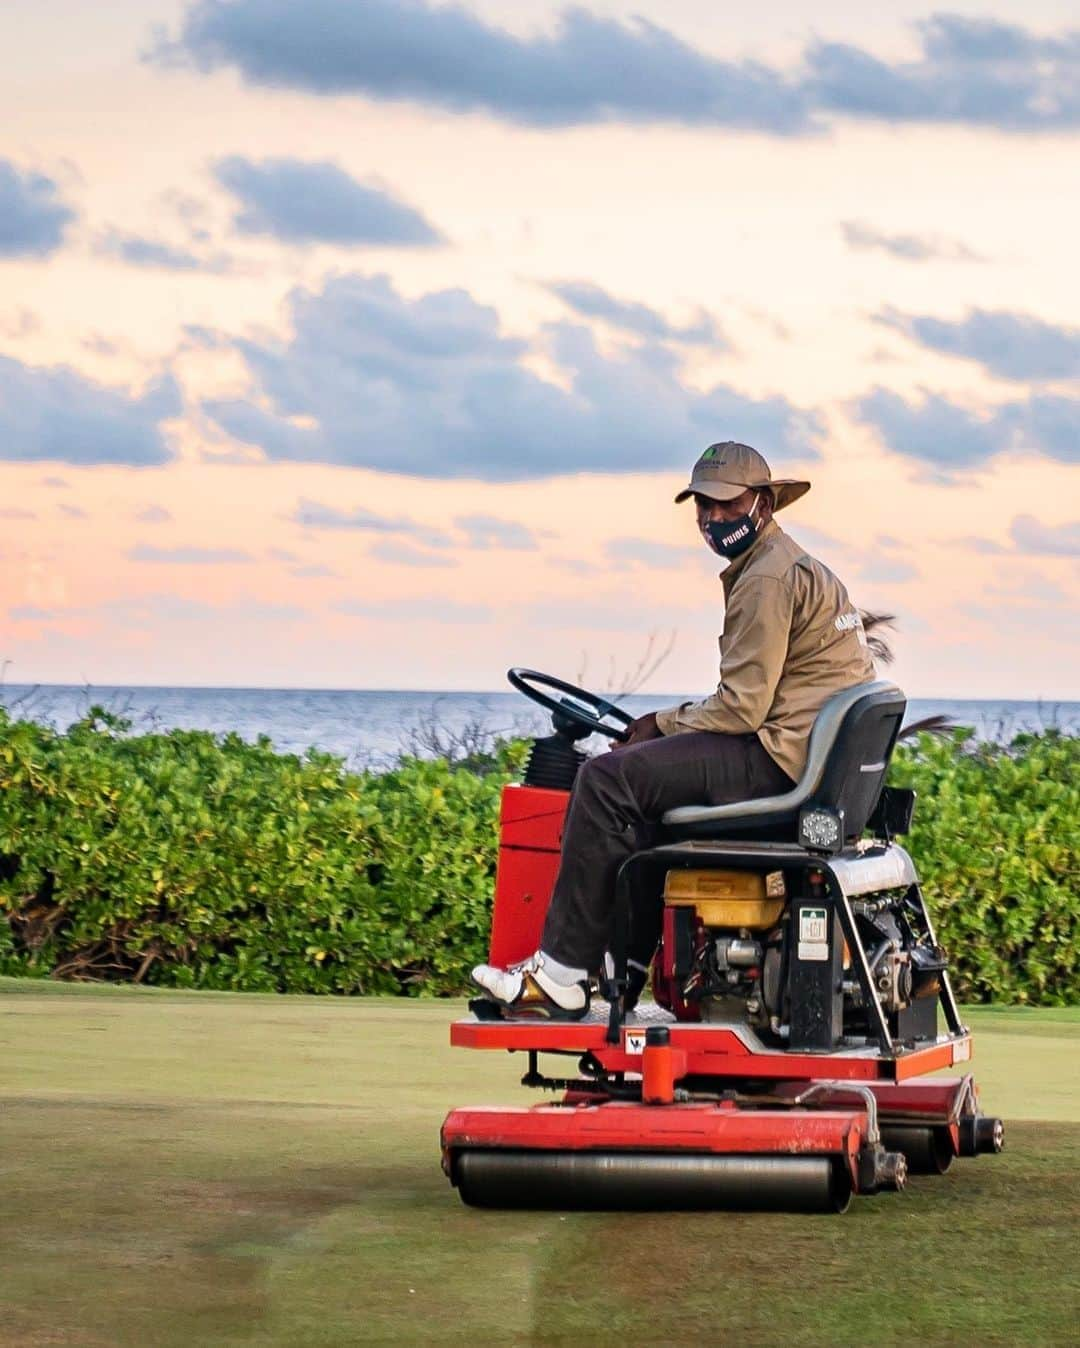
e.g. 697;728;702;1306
2;684;1076;769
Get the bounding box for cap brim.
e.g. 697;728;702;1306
769;480;811;511
674;479;747;505
674;478;812;509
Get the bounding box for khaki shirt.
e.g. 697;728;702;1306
655;519;875;782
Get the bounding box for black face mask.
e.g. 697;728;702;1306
704;495;762;560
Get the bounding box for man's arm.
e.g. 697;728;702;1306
654;575;795;736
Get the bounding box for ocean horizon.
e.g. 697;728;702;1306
3;682;1077;770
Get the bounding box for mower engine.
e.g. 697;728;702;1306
657;865;948;1044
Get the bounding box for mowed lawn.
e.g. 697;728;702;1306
1;979;1077;1347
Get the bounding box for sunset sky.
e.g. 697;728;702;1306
1;0;1078;699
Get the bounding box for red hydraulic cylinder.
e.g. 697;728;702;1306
488;784;569;967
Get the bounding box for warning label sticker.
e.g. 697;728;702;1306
798;906;828;962
623;1029;647;1056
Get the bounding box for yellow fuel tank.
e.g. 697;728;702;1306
663;869;787;929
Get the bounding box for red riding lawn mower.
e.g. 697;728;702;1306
441;670;1004;1214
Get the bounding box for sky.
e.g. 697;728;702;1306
1;0;1078;699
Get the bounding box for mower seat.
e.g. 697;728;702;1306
661;680;906;845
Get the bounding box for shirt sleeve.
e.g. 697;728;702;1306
654;575;795;736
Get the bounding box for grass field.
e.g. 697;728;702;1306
1;978;1078;1346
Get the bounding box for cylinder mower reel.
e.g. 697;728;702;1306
442;672;1004;1214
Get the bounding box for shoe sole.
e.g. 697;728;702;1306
470;989;591;1022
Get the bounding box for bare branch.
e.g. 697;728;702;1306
575;629;678;698
397;698;535;771
898;714;954;741
860;610;896;666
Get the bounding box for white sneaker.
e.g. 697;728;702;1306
471;951;589;1020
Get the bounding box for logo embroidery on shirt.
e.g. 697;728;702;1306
834;610;862;633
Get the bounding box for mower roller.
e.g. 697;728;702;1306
441;670;1004;1213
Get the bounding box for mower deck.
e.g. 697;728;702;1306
443;1004;1001;1211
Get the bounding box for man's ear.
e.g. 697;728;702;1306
759;488;775;522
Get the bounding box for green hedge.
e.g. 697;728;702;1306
0;706;1076;1002
0;706;523;995
887;730;1078;1004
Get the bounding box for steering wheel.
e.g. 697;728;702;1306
507;668;635;743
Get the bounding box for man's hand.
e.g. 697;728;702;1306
613;711;662;749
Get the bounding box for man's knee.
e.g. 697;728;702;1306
571;751;630;811
577;752;618;787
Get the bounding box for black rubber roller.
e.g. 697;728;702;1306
452;1150;852;1213
881;1126;955;1175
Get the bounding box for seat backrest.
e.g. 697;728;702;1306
661;680;906;843
811;682;906;838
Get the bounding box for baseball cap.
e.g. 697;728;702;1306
674;441;811;512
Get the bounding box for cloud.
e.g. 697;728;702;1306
1;308;41;339
293;500;406;531
789;523;847;555
856;387;1080;473
290;563;338;578
454;515;539;550
953;535;1010;555
550;557;600;576
1009;514;1080;557
605;537;699;569
859;556;920;585
986;576;1070;605
963;598;1078;642
291;498;455;548
877;308;1080;381
806;15;1080;131
10;595;304;627
334;596;489;622
297;504;545;551
842;221;982;262
98;229;236;273
99;593;304;625
157;5;1080;134
181;324;231;350
952;517;1080;557
294;499;411;532
546;282;726;347
81;335;125;358
204;272;819;481
136;505;173;523
58;504;87;519
368;539;457;568
156;0;811;132
0;159;76;257
0;507;37;520
523;596;692;631
213;156;443;245
0;356;178;466
40;476;69;488
128;544;253;563
266;546;298;562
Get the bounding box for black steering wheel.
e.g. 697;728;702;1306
507;668;635;743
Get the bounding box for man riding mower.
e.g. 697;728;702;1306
442;442;1003;1213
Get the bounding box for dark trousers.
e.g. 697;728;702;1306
540;732;793;971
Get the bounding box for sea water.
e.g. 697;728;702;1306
2;684;1076;769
